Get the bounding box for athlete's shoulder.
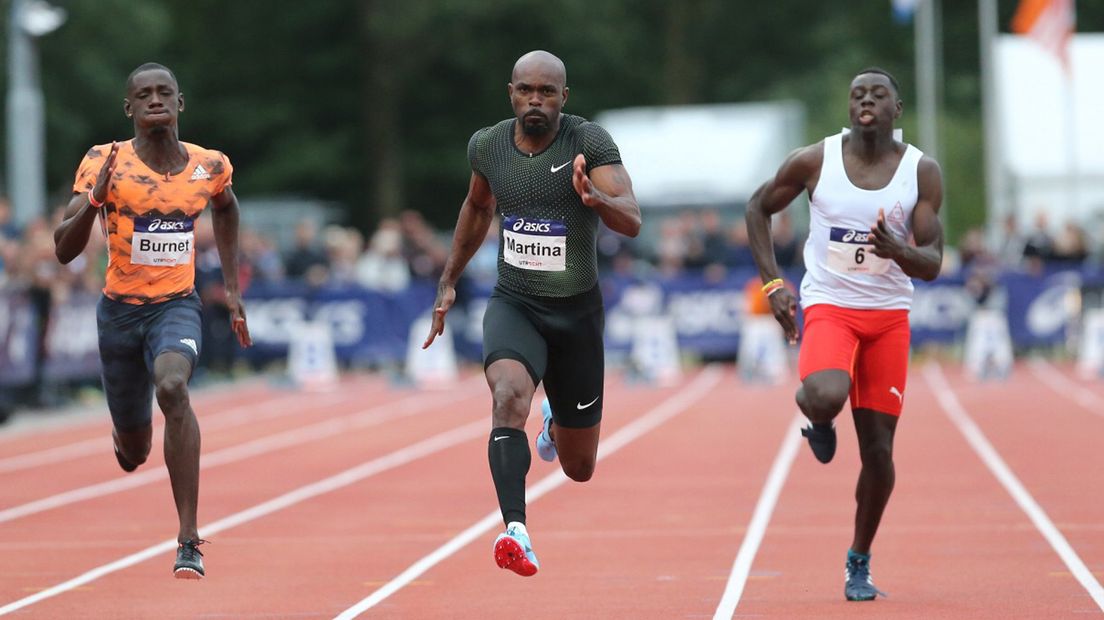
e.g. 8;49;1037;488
474;118;514;140
182;142;230;163
782;141;824;175
567;114;608;137
81;141;124;161
182;142;233;181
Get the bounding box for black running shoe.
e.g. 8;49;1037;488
112;432;138;473
174;539;207;579
844;554;886;601
800;423;836;464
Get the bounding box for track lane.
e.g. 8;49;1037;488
734;364;1100;618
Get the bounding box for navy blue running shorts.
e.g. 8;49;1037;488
482;284;604;429
96;292;202;431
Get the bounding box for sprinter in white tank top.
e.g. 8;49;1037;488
745;68;944;602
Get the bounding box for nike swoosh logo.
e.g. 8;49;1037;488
550;161;571;173
576;396;600;410
493;435;510;441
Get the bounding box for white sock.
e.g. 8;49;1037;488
506;521;528;536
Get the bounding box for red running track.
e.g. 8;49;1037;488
0;362;1101;618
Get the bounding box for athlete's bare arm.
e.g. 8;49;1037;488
424;171;497;348
869;156;943;281
746;143;823;343
54;142;120;264
572;155;640;238
210;186;252;347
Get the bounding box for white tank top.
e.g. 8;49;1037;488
799;132;923;310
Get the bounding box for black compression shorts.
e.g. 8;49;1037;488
482;284;604;428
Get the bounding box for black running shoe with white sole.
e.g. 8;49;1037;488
801;423;836;464
174;539;207;579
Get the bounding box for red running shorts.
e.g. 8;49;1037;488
797;303;911;416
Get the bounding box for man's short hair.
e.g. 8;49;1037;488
126;63;178;91
855;66;900;98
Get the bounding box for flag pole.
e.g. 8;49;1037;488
1064;56;1079;223
915;0;943;235
978;0;1005;235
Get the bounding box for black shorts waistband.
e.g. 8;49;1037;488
493;283;601;307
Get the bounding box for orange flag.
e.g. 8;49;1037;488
1012;0;1076;68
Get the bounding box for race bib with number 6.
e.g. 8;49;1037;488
825;227;890;275
502;216;566;271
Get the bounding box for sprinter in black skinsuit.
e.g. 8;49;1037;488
423;50;641;576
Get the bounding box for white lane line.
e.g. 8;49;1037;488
332;365;725;620
0;418;490;616
1027;358;1104;416
925;363;1104;612
0;384;484;524
712;414;803;620
0;390;351;474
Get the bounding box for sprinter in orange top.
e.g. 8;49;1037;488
54;62;251;580
73;136;233;304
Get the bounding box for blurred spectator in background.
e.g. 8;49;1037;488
356;218;410;292
957;227;994;269
1051;220;1089;266
464;216;500;290
1022;212;1054;274
0;196;19;241
726;217;755;268
194;216;237;375
771;211;802;269
0;197;20;288
240;228;283;285
699;209;729;268
656;218;688;278
323;225;362;285
995;213;1025;269
399;209;447;281
24;215;60;406
284;217;329;284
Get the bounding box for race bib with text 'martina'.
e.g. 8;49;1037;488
502;216;566;271
825;226;890;275
130;216;194;267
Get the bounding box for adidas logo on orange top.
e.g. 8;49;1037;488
71;139;234;305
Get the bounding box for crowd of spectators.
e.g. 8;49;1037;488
4;192;1104;410
6;194;1104;303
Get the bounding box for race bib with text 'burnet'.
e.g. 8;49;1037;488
130;216;194;267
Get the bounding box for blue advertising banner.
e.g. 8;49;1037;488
2;267;1101;388
0;291;38;387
